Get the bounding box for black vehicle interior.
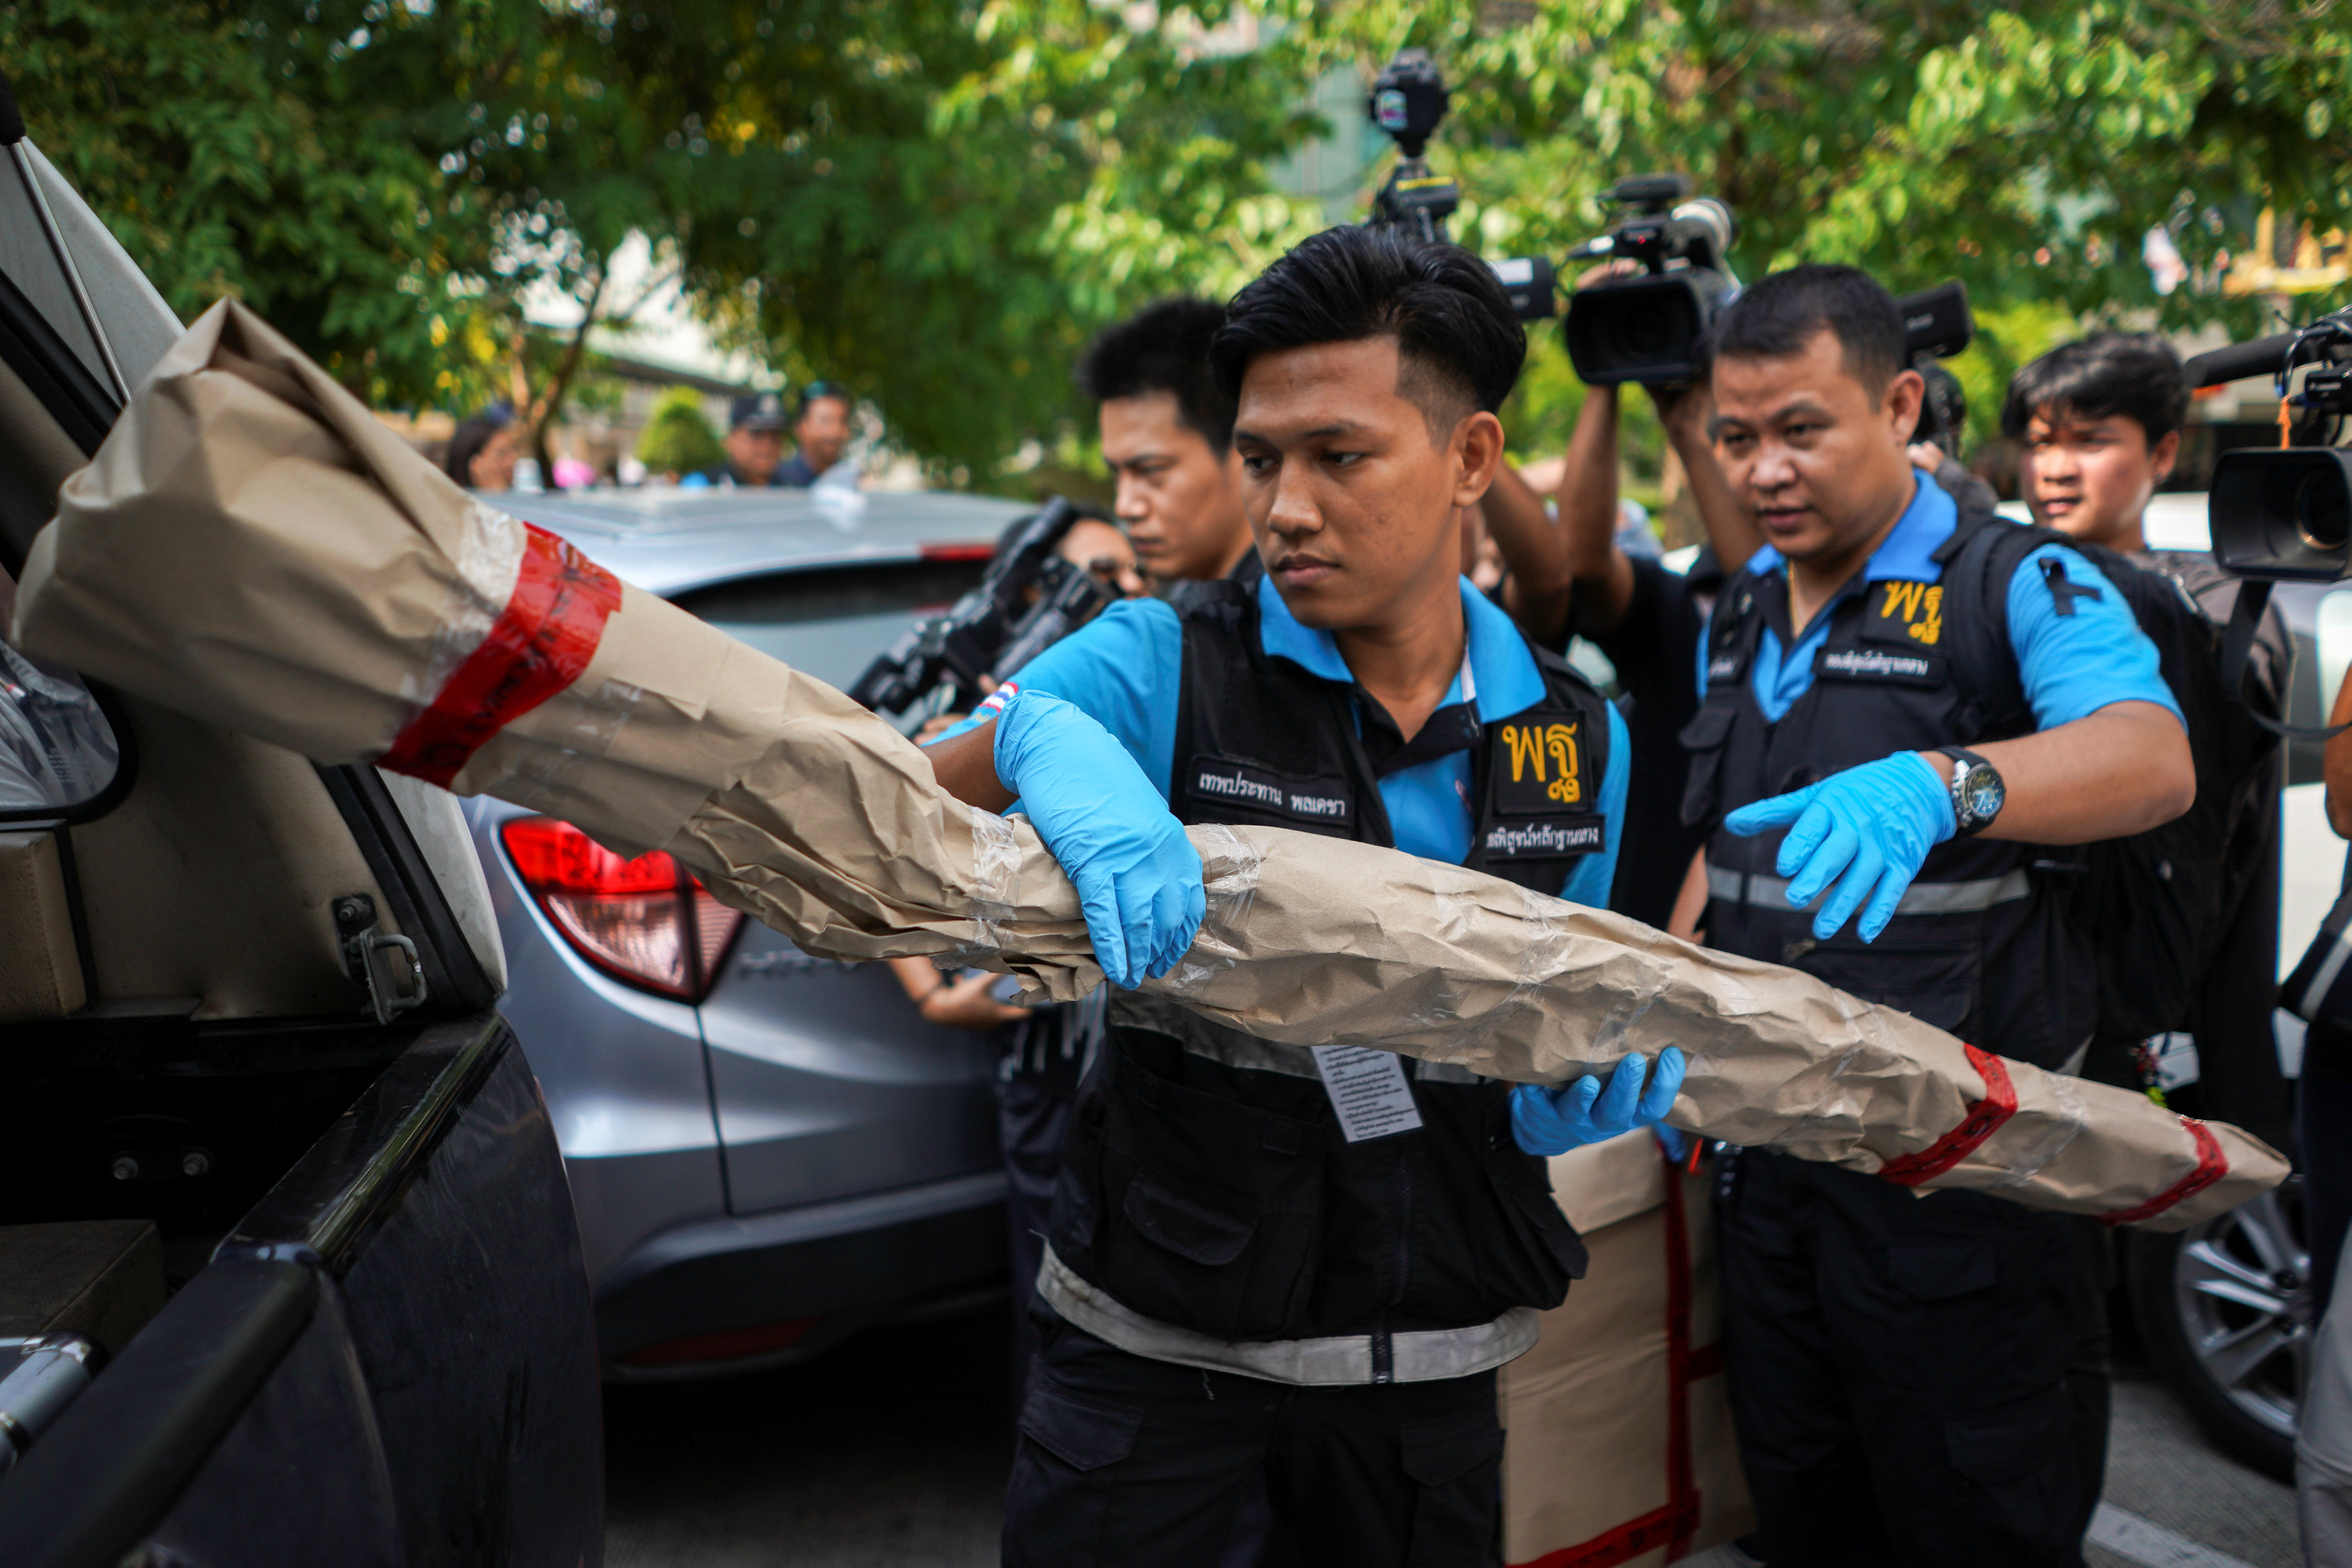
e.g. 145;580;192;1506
0;148;499;1461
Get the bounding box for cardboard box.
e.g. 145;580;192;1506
1501;1133;1752;1567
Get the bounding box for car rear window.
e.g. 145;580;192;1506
670;558;989;696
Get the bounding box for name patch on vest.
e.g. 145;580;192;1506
1187;755;1353;828
1865;579;1944;646
1493;719;1590;814
1484;818;1607;859
1817;645;1944;686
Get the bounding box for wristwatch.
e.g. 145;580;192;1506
1935;746;2005;836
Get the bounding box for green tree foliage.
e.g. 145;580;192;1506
4;0;1319;481
635;385;728;476
1281;0;2352;451
1;0;484;405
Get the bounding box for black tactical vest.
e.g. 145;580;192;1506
1047;580;1614;1351
1677;510;2095;1069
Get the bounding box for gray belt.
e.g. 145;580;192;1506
1706;865;2031;917
1036;1246;1540;1387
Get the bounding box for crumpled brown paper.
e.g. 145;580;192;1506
13;299;2285;1229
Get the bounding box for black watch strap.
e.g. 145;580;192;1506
1935;746;2002;836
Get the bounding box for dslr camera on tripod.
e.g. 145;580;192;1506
1361;50;1737;388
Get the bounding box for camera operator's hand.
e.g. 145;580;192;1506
1723;752;1955;943
993;687;1204;988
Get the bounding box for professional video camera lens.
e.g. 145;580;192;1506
2298;467;2352;554
2211;447;2352;582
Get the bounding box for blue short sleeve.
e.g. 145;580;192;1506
1558;701;1631;908
2005;544;2184;731
925;597;1182;799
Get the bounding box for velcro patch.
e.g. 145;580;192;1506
1494;719;1589;816
1865;578;1944;647
1817;645;1944;686
1483;818;1606;859
1186;756;1353;828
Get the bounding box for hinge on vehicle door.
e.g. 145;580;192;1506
332;893;429;1025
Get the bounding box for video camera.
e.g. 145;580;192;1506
1361;52;1739;386
1899;280;1975;449
2187;310;2352;583
1559;175;1738;387
847;497;1115;716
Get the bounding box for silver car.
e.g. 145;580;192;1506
473;485;1028;1379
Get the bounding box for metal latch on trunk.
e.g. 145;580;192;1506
333;893;428;1025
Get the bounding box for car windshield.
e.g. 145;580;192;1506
671;558;987;697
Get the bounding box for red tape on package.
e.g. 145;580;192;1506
380;525;622;788
1875;1045;2017;1187
2101;1119;2228;1227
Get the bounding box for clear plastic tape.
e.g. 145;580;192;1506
1432;886;1570;1055
1162;824;1262;992
1979;1065;2089;1190
1759;991;1880;1150
966;809;1021;954
400;500;526;711
474;678;645;811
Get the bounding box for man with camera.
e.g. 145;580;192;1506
1078;297;1259;587
1477;343;1758;930
923;224;1675;1565
1685;266;2194;1567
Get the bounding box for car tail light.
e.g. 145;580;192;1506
500;817;743;1000
920;541;995;562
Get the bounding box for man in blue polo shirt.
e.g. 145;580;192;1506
1681;265;2194;1568
923;224;1668;1567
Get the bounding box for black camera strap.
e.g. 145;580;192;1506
2220;578;2352;741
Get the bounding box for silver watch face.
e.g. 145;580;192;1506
1957;761;2004;826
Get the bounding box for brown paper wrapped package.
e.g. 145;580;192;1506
13;300;2285;1231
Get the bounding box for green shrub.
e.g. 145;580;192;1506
636;388;726;477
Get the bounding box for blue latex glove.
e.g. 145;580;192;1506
1722;752;1955;944
994;688;1205;988
1510;1049;1688;1156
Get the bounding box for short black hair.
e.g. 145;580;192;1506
1076;298;1236;450
1209;225;1525;437
797;380;849;419
1706;263;1905;393
2000;333;2189;445
444;411;510;486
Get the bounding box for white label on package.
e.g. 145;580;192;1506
1311;1046;1425;1142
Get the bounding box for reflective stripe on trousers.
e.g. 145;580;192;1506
1036;1245;1540;1387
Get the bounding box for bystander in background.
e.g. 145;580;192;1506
682;392;791;488
444;411;518;491
777;382;857;488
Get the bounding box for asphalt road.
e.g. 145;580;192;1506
602;1305;2302;1568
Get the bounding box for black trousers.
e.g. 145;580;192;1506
1718;1148;2087;1568
1002;1309;1503;1568
1001;1071;1076;1404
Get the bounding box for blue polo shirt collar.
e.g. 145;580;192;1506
1255;572;1546;721
1738;469;1959;589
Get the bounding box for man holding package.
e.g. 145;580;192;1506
1684;266;2195;1567
924;224;1674;1566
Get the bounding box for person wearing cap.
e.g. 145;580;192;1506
682;392;793;488
776;382;855;488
